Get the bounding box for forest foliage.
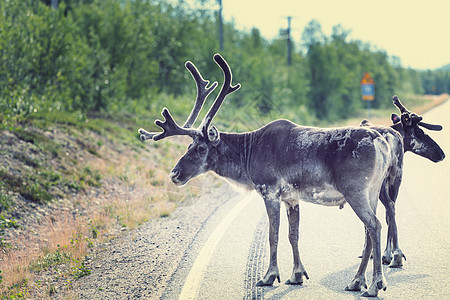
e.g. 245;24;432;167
1;0;449;126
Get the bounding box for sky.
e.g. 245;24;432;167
188;0;450;70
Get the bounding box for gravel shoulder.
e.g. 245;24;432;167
70;178;237;299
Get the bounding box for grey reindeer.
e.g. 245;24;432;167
360;96;444;268
139;54;394;297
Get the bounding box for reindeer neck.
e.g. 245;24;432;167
212;132;254;186
391;122;406;139
390;122;410;154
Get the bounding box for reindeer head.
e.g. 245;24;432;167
138;54;240;185
391;95;445;162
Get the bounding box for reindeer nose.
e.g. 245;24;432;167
169;169;181;182
438;150;445;162
431;148;445;163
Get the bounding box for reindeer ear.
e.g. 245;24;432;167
360;119;371;127
208;126;220;146
391;114;401;124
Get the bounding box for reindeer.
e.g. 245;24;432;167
360;96;444;268
139;54;393;297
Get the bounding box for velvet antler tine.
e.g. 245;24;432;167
138;128;157;141
183;61;218;128
152;108;199;141
200;54;241;132
393;95;409;113
418;122;443;131
138;108;196;142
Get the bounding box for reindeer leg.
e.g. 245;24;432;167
346;227;370;292
363;219;387;298
379;183;393;265
384;215;394;265
257;194;281;286
386;201;406;268
284;201;309;285
346;193;387;297
387;182;406;268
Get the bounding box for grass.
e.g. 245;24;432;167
0;115;106;204
1;211;93;298
31;246;70;272
0;169;53;204
85;137;202;228
0;187;13;212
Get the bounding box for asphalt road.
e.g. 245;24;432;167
162;100;450;300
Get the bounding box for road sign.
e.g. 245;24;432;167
361;83;375;101
360;72;374;85
360;72;374;101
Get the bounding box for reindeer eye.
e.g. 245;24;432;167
197;144;207;153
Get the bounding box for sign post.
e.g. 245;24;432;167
360;72;374;118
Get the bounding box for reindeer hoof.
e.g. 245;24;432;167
361;283;387;297
285;278;302;285
345;275;367;291
285;271;309;285
382;253;392;265
389;250;406;268
361;276;387;297
256;274;280;286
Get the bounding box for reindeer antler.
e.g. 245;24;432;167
392;95;443;131
199;54;241;136
138;108;197;141
138;54;240;142
138;58;218;141
155;108;201;140
393;95;410;114
183;61;218;128
418;122;442;131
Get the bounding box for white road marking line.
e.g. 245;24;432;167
178;192;255;300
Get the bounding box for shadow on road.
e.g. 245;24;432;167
384;267;430;286
320;263;364;299
262;284;307;300
319;262;431;299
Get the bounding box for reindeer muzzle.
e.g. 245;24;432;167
169;169;184;185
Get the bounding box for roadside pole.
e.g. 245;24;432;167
360;72;375;119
